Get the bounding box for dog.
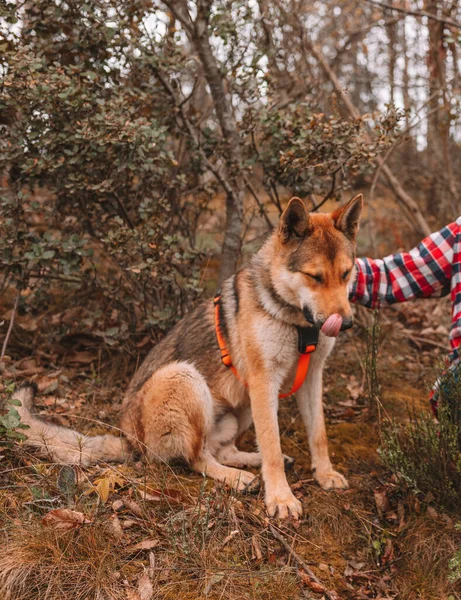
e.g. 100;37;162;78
15;194;363;519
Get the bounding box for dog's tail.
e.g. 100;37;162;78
13;382;129;466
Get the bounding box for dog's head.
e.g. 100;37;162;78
272;194;363;331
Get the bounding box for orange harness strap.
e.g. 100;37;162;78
213;293;318;398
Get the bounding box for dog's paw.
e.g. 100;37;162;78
314;469;349;491
232;470;260;493
265;488;302;519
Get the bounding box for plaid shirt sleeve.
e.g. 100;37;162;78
350;219;461;363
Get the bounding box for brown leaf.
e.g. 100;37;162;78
126;539;159;553
108;514;124;540
373;489;391;516
137;572;153;600
67;350;97;365
37;375;59;393
42;509;92;530
140;487;182;504
123;498;143;518
251;534;263;561
346;375;363;401
298;570;326;592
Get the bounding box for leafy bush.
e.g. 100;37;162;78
0;382;29;446
379;367;461;511
0;1;403;353
0;0;207;348
244;103;404;208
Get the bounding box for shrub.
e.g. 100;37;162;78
0;382;29;447
379;366;461;511
0;0;207;350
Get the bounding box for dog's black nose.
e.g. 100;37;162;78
340;317;354;331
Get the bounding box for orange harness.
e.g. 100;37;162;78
213;293;318;398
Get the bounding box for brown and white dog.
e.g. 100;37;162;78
16;194;363;519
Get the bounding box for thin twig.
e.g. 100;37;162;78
154;68;235;199
244;178;273;230
1;289;20;361
268;524;340;600
311;168;342;212
365;0;461;29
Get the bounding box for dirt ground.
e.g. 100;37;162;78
1;193;461;600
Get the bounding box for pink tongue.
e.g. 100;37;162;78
321;314;342;337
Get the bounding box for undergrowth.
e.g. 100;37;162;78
0;382;29;447
379;364;461;512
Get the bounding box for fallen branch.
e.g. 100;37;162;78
398;329;448;351
1;289;20;361
365;0;461;30
268;524;340;600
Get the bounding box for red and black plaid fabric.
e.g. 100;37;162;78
350;218;461;411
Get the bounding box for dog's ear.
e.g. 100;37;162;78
332;194;363;240
279;197;310;243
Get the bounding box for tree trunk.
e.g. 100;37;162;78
165;0;244;283
193;23;245;282
385;2;397;105
424;0;455;215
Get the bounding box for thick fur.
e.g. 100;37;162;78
17;195;363;518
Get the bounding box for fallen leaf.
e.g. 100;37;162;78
112;499;124;512
204;573;224;595
298;570;326;592
123;498;143;518
426;506;438;519
251;534;263;561
108;514;124;540
137;572;153;600
37;375;59;393
42;509;92;530
87;471;125;503
121;519;137;529
126;539;159;553
374;489;391;516
346;375;363;401
67;350;97;365
140;487;182;503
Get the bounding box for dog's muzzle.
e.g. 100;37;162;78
302;306;315;325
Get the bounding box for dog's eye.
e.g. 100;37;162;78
304;272;323;284
342;269;351;280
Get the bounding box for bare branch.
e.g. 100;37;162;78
269;525;340;600
300;32;431;236
161;0;194;37
154;68;235;199
244;179;273;230
365;0;461;29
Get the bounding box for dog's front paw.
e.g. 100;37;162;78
314;468;349;491
231;469;260;493
265;488;302;519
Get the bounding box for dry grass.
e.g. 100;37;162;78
1;273;460;599
0;521;125;600
394;516;461;600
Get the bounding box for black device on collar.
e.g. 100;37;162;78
296;326;319;354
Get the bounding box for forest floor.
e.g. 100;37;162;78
1;193;461;600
